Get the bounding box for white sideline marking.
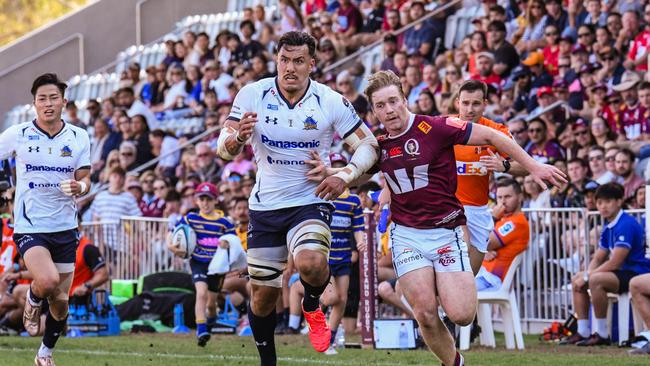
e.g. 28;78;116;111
0;347;401;365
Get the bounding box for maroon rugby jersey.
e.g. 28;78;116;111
379;114;472;229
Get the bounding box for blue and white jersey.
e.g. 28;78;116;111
0;121;91;234
228;77;362;211
599;210;650;274
330;192;364;265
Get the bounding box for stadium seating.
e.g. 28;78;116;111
459;254;525;350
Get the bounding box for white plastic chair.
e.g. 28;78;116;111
605;292;646;345
459;254;525;350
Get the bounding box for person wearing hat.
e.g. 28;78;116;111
568;63;598;110
512;66;535;113
613;71;644;139
565;44;590;85
168;182;235;347
487;20;520;77
596;47;625;86
522;51;553;89
471;51;502;86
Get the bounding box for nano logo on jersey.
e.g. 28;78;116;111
303;116;318;130
265;116;278;125
266;156;305;165
456;161;487;176
389;147;403;158
28;135;39;141
25;164;75;173
261;135;320;149
28;146;39;153
267;104;278;110
28;182;60;189
404;139;420;156
60;145;72;157
417;121;432;134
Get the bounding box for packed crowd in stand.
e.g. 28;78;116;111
3;0;650;362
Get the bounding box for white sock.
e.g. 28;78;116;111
288;314;301;330
577;319;591;338
27;288;42;307
595;318;608;338
37;343;53;358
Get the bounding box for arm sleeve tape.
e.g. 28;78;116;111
216;126;239;161
333;124;379;184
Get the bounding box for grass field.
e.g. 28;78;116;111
1;332;648;366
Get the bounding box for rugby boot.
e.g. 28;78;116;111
34;355;55;366
302;302;330;352
576;333;611;346
24;291;42;336
559;332;586;345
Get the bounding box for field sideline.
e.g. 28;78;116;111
1;333;648;366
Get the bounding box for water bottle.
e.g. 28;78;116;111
398;322;409;350
172;303;190;334
335;327;346;348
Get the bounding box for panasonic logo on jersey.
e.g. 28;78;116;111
261;135;320;149
25;164;75;173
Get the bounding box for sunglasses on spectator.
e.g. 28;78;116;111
575;130;589;136
605;156;617;162
446;70;459;75
558;64;570;68
109;159;119;164
143;179;154;184
545;32;558;36
121;152;134;157
511;129;526;134
154;185;166;190
589;155;604;161
528;128;543;133
578;33;591;38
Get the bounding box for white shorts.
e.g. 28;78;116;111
389;223;472;278
464;205;494;254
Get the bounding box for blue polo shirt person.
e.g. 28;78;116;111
563;183;650;346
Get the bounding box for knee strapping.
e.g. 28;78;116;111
247;256;286;288
289;221;331;257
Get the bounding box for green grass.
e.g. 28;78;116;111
1;333;647;366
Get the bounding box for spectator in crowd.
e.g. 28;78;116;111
590;116;618;147
624;4;650;71
131;114;154;166
116;87;157;129
525;119;565;164
233;21;266;67
97;150;121;184
90;118;121;181
278;0;303;34
118;141;138;171
564;183;650;346
150;129;180;179
476;178;529;291
488;20;519;77
88;167;142;222
85;99;101;127
402;1;436;59
605;146;620;175
140;177;167;218
336;0;363;40
615;148;644;199
516;0;547;53
508;118;529;148
65;101;85;129
597;47;625;86
468;31;489;76
127;62;145;98
471;52;501;88
563;158;597;207
186;32;213;67
588;146;621;184
214;30;232;72
68;228;109;305
195;142;221;184
612;71;643;139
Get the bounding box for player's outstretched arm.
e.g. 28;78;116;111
216;112;257;161
466;122;567;190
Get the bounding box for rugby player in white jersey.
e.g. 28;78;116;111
0;73;91;366
217;32;378;365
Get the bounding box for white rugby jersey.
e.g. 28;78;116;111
228;77;362;211
0;121;91;233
